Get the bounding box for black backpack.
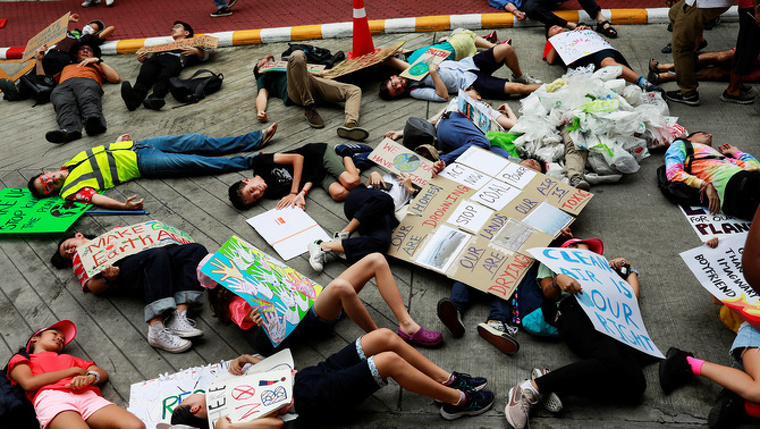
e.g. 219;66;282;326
168;69;223;104
657;139;723;206
281;43;345;69
17;74;57;106
403;117;437;151
1;354;39;429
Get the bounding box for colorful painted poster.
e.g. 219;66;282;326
206;369;293;427
200;236;323;347
247;207;330;261
322;41;405;79
23;13;70;61
679;205;752;242
76;221;193;277
367;138;435;187
137;34;219;55
400;47;452;81
549;29;616;66
457;90;504;135
528;247;664;358
680;233;760;331
258;60;325;74
0;188;90;233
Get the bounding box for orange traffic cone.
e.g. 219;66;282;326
347;0;379;59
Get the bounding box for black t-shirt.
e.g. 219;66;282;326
251;143;328;199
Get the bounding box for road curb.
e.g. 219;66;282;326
0;7;741;59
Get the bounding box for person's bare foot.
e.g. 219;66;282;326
262;123;277;147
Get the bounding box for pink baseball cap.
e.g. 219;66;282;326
560;238;604;255
26;320;77;352
197;254;218;289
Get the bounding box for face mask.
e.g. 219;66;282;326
82;25;96;36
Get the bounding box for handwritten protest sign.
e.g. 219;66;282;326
400;47;451;81
367;138;435;187
0;188;90;233
680;233;760;331
247;207;330;261
457;90;504;135
201;236;323;347
23;13;70;61
206;369;293;427
322;42;404;79
528;247;663;358
76;221;193;277
137;34;219;55
258;60;324;74
549;29;616;65
679;205;752;242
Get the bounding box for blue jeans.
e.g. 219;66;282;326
134;131;263;178
437;112;511;165
213;0;228;9
450;281;511;322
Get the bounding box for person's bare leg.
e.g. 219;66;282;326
699;348;760;402
312;278;378;332
50;411;89;429
86;404;146;429
726;72;744;95
341;218;361;234
373;351;462;403
503;82;540;95
474;35;495;49
492;43;523;77
600;57;640;84
319;240;345;254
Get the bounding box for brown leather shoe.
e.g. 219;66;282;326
304;104;325;128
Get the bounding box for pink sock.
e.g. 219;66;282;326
686;356;706;375
454;390;466;405
443;373;455;386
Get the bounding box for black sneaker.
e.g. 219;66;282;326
335;143;374;157
210;7;232;17
720;90;755;105
665;90;700;106
708;388;744;429
446;371;488;392
741;83;754;93
143;97;166;111
121;81;141;111
84;116;106;136
440;390;494;420
477;320;519;355
45;129;82;144
659;347;695;394
437;298;465;338
227;0;238;8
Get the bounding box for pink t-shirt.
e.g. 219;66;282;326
7;352;98;403
228;296;254;330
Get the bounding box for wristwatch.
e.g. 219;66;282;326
87;370;101;383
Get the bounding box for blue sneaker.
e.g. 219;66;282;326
351;152;374;171
446;371;488;392
335;143;374;158
440;390;494;420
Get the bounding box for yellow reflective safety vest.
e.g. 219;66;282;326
60;141;141;200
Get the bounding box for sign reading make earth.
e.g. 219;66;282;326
0;188;90;233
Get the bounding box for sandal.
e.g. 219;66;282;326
647;69;660;85
262;122;277;147
397;326;443;348
596;20;617;38
649;58;660;73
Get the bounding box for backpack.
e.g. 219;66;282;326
17;74;56;106
402;117;437;151
657;140;722;207
280;43;345;69
1;354;40;429
168;69;223;104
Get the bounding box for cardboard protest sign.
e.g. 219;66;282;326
23;13;70;61
258;60;325;74
247;207;330;261
200;236;323;347
76;221;193;277
322;41;405;79
367;138;436;187
680;233;760;331
206;369;293;427
457;90;504;135
528;247;663;358
679;205;752;242
437;162;492;190
400;47;451;81
414;224;471;274
137;34;219;55
0;188;90;233
387;213;436;261
549;29;616;65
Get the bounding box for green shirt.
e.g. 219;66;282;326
256;72;291;106
537;263;571;305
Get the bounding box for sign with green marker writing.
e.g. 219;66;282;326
0;188;90;233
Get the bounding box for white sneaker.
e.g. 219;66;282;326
148;322;192;353
531;368;563;413
504;381;538;429
512;73;542;85
332;232;349;260
105;0;114;6
81;0;100;6
308;241;327;273
165;309;204;338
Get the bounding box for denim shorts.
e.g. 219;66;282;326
730;322;760;367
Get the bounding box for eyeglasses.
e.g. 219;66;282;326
79;46;94;53
39;174;56;195
172;24;185;30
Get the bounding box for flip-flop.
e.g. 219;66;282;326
649;58;660;73
596;20;617;38
262;123;277;147
397;326;443;348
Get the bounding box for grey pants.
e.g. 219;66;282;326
50;77;105;133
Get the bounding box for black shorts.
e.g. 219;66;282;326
723;170;760;221
571;49;631;70
471;48;511;99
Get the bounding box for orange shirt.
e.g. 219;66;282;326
58;63;105;86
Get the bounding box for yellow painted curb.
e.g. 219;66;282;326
481;13;514;28
116;39;149;54
416;15;451;32
232;29;262;45
291;25;323;41
554;10;580;23
369;19;385;34
610;9;649;25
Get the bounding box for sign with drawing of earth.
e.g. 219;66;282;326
393;153;421;172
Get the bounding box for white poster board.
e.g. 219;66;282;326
679;205;752;242
247;207;330;261
528;247;663;358
206;369;293;427
548;29;616;65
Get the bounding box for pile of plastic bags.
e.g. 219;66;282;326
510;65;686;181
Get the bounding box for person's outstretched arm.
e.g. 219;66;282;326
744;205;760;292
91;193;144;210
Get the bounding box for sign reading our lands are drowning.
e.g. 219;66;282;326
680;233;760;331
137;34;219;55
367;138;435;188
679;205;752;242
400;47;451;81
23;13;70;61
200;236;323;347
206;369;293;427
528;247;664;358
387;146;592;302
548;29;615;65
76;221;193;276
0;188;90;233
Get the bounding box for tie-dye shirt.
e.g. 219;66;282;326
665;140;760;209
